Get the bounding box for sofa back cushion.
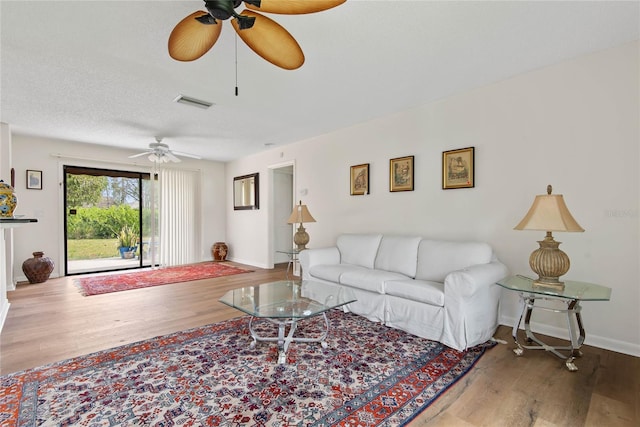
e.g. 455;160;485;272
416;239;493;282
374;235;422;278
337;234;383;269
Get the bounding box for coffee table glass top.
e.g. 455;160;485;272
497;275;611;301
219;280;356;319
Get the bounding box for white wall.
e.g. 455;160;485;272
10;136;227;282
227;42;639;356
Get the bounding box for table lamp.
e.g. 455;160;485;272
287;200;316;250
514;185;584;290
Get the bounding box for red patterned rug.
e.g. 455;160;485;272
75;262;252;296
0;311;494;426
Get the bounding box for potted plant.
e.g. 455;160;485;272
117;225;138;259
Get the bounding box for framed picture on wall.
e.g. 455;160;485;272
442;147;474;189
350;163;369;195
26;170;42;190
389;156;414;192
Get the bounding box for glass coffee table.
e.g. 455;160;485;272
219;280;356;364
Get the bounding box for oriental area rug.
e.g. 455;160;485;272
75;262;252;296
0;311;494;426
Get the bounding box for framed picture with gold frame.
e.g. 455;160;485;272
350;163;369;195
442;147;474;189
389;156;414;192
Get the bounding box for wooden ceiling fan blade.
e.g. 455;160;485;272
246;0;346;15
232;10;304;70
168;11;222;61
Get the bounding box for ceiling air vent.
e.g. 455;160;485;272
173;94;213;109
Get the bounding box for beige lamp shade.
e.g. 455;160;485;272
514;185;584;232
287;201;316;225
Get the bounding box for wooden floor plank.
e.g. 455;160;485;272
0;263;637;426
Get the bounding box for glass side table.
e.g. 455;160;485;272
497;275;611;371
276;249;301;280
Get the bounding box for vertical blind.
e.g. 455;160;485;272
158;168;201;266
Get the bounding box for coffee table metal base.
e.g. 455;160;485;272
248;312;330;364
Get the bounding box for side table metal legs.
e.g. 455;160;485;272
512;295;586;371
284;259;294;280
277;250;300;281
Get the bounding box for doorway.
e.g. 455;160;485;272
64;166;153;275
271;163;294;267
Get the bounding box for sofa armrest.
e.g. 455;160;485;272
441;260;509;350
444;261;509;298
299;247;340;280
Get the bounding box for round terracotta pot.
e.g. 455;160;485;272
22;251;55;284
212;242;228;262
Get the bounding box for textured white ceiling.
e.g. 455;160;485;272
1;1;638;162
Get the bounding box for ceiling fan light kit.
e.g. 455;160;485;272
168;0;346;70
148;153;167;163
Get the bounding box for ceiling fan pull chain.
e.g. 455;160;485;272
235;32;239;96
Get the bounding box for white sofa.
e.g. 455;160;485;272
299;234;509;351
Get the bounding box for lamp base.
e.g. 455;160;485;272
293;224;309;251
529;231;570;291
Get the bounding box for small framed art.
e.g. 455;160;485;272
350;163;369;195
26;170;42;190
442;147;474;189
389;156;414;192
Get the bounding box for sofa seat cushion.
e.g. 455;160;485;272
416;240;493;282
385;279;445;307
339;269;409;294
308;264;368;283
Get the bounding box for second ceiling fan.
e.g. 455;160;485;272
168;0;346;70
129;138;201;163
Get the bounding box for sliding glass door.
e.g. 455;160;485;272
64;166;153;275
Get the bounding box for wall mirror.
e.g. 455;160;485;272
233;173;259;210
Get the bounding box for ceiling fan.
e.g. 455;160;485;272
128;138;201;163
168;0;346;70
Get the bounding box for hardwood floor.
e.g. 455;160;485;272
1;263;638;426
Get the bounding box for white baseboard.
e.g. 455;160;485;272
500;314;640;357
12;275;29;289
12;272;64;288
